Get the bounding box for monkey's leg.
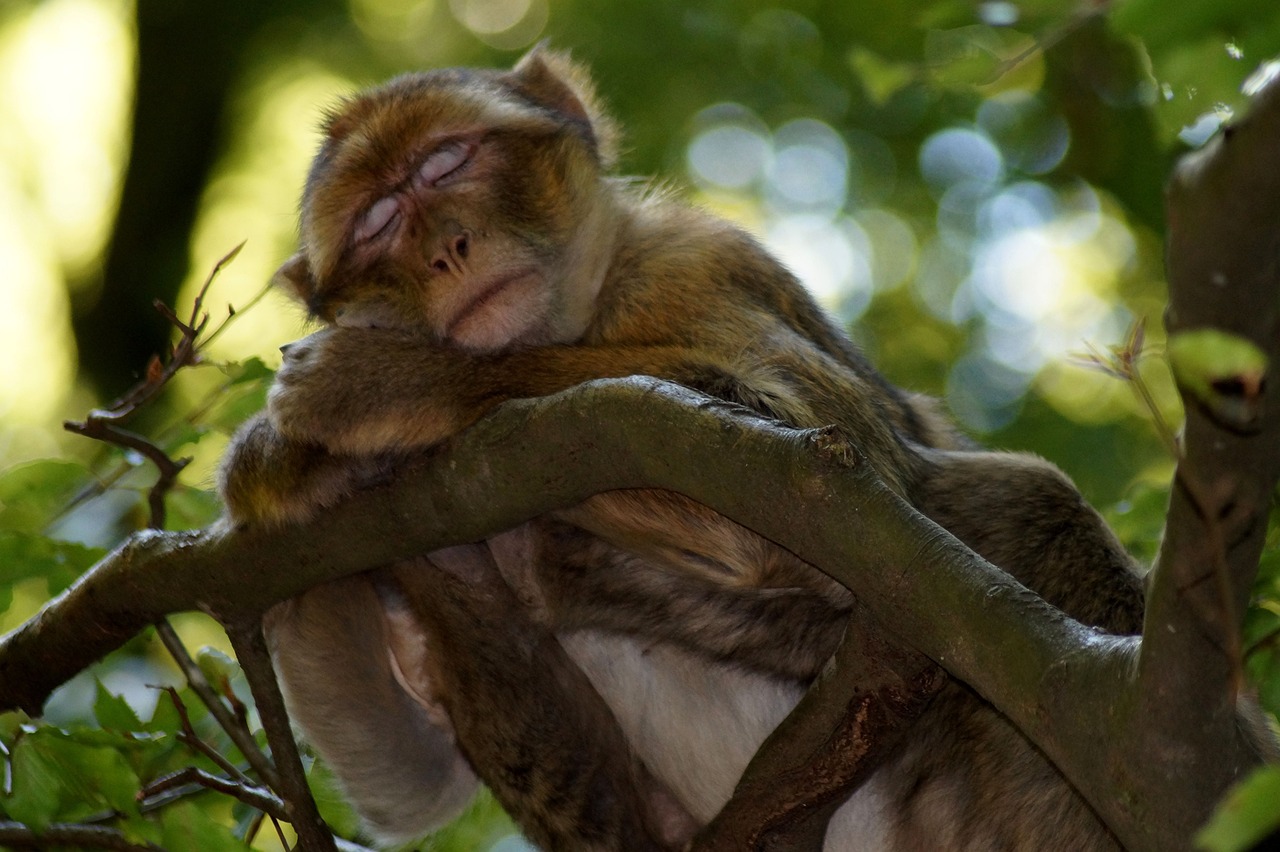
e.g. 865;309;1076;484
531;519;850;680
917;449;1146;633
532;521;944;850
388;547;696;852
264;574;481;844
219;413;393;527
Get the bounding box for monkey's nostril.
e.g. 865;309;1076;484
279;342;295;356
455;234;469;259
432;259;450;273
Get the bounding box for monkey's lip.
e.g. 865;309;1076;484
445;269;539;338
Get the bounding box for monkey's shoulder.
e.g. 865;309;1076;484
592;195;815;345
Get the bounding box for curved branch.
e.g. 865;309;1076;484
0;379;1091;720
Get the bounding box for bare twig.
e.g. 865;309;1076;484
139;767;288;822
61;420;190;529
0;821;163;852
226;617;336;852
154;628;280;790
154;685;251;784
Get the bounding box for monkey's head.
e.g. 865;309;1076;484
274;48;622;352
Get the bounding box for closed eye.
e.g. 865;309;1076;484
355;195;401;243
416;140;472;187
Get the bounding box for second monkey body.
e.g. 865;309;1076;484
221;50;1158;850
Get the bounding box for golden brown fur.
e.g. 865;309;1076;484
220;49;1150;849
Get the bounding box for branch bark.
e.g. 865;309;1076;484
1128;68;1280;841
0;375;1229;850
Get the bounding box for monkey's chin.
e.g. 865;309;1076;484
445;271;548;351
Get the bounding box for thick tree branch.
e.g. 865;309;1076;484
0;380;1099;718
1119;69;1280;845
2;376;1169;842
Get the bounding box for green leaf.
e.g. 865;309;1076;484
5;733;65;829
426;787;518;852
165;487;223;531
4;726;142;827
143;689;182;735
201;358;273;435
1197;765;1280;851
1168;329;1267;405
221;356;274;387
848;47;916;104
195;647;240;686
0;460;97;535
94;682;143;731
308;756;361;838
160;800;253;852
0;531;106;595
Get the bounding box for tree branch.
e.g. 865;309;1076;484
0;380;1097;716
1120;66;1280;845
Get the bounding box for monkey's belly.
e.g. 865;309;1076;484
558;631;895;850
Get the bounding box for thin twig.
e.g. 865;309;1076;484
61;421;190;529
139;767;288;822
0;821;163;852
204;278;274;349
155;685;252;784
154;626;280;790
226;617;337;852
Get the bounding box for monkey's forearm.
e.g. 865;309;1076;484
268;329;749;454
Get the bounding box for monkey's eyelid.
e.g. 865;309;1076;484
416;140;472;186
355;195;401;243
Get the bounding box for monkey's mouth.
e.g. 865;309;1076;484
444;269;540;343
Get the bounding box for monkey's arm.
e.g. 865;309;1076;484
267;327;742;454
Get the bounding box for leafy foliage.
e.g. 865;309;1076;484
3;0;1280;848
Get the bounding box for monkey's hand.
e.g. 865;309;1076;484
219;413;393;528
268;326;755;455
267;327;482;454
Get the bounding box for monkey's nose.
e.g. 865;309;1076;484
279;342;295;356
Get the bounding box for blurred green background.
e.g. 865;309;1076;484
1;0;1279;849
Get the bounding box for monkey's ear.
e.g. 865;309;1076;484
271;252;317;307
510;46;620;169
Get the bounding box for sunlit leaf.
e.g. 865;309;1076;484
161;800;253;851
1168;329;1267;405
848;47;916;104
1197;765;1280;852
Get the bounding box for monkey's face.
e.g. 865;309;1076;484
274;52;619;353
